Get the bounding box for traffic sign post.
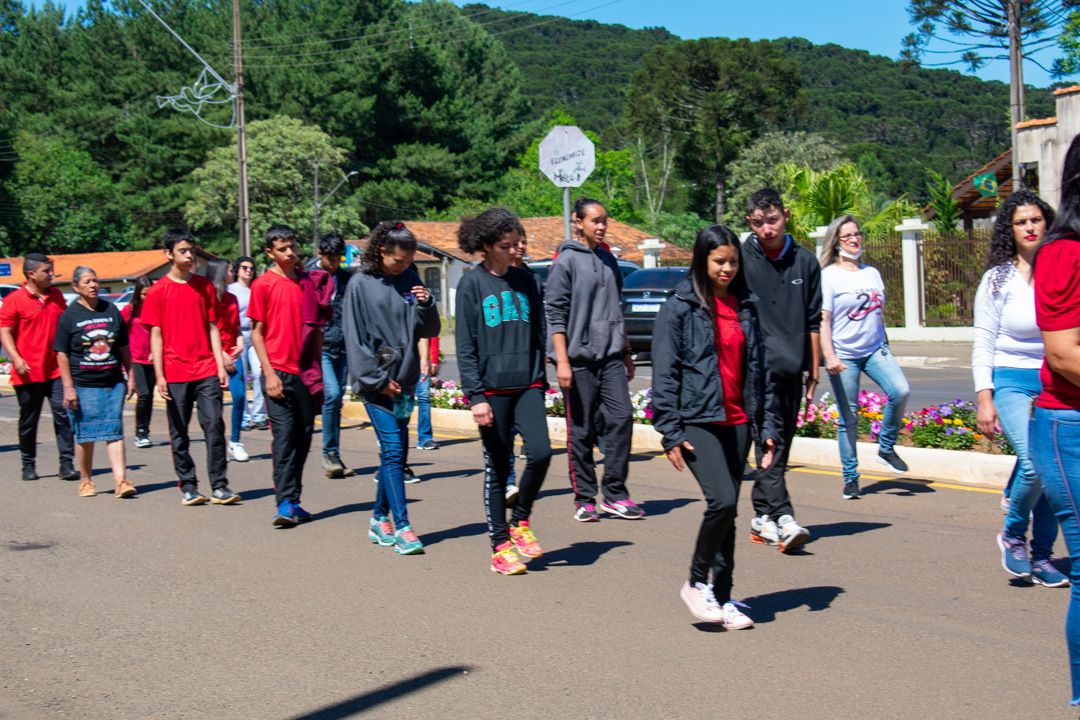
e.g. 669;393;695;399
538;126;595;242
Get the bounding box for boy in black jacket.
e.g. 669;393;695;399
740;189;820;553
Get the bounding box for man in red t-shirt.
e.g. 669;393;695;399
142;229;238;507
250;224;327;527
0;253;77;481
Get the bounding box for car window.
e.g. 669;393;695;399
622;267;688;290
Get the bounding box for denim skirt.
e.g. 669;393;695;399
69;381;125;443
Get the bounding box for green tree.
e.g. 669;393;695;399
926;170;962;232
184;116;366;255
627;38;804;223
0;131;128;255
723;131;840;227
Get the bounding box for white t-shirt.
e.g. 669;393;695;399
227;281;252;331
971;265;1043;392
821;264;887;360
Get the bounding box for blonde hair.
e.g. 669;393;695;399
819;214;861;268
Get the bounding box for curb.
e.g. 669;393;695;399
339;403;1013;490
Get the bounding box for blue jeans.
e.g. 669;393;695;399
365;402;411;528
240;330;266;425
416;374;433;446
827;344;910;482
227;356;247;443
1030;406;1080;705
997;367;1058;558
321;351;348;455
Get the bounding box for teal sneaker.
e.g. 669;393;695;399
394;525;425;555
369;516;395;546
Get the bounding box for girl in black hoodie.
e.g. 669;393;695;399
455;208;552;575
652;225;780;628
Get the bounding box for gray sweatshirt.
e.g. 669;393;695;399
342;267;441;403
544;239;627;366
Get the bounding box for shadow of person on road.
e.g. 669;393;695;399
860;479;935;495
529;540;633;570
129;480;179;494
287;665;473;720
313;501;376;521
809;521;891;539
728;585;845;625
420;522;487;546
637;497;697;517
415;468;482;482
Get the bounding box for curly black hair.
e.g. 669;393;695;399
362;221;417;274
457;207;524;254
985;189;1055;296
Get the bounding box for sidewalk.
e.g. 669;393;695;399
886;341;970;368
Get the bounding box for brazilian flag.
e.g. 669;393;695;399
974;173;998;198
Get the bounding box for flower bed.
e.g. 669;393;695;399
423;380;1011;454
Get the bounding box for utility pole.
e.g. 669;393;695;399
1008;0;1025;189
233;0;251;257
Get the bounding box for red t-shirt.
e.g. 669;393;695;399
0;284;67;385
713;295;748;425
141;274;219;383
247;270;303;376
1036;237;1080;409
121;303;151;365
215;291;241;356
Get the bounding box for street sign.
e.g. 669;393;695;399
538;126;595;188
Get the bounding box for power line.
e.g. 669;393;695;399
243;0;623;70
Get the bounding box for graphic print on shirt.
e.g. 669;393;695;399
482;290;530;327
849;291;884;320
75;317;119;372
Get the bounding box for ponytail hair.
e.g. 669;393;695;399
572;196;605;227
363;221;418;274
457;207;523;254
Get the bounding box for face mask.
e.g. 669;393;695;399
839;247;863;260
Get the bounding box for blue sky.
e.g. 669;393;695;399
43;0;1064;87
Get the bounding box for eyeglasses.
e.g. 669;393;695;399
239;265;254;272
839;233;863;241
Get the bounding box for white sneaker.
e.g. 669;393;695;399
750;515;779;545
720;600;754;630
228;441;249;462
505;483;519;504
777;514;810;553
680;581;725;623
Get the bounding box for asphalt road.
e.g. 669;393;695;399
0;392;1073;720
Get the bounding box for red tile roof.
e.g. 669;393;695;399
1054;85;1080;96
0;249;215;284
1015;116;1057;129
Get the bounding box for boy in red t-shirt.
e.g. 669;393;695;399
0;253;77;481
141;229;239;507
250;224;327;527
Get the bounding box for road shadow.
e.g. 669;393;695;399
422;437;477;448
91;464;145;477
130;480;178;495
421;522;487;546
530;540;633;569
287;665;473;720
637;497;696;517
238;487;277;501
345;465;380;479
860;479;936;496
417;468;482;482
694;586;845;629
628;451;664;463
535;486;573;500
313;501;376;521
809;521;891;539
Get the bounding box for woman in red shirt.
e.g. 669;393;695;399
651;225;779;629
1031;134;1080;708
122;275;155;448
206;258;248;462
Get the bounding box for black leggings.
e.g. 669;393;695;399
480;386;552;550
682;422;750;603
132;363;156;437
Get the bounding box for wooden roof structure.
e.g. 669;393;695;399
924;149;1013;227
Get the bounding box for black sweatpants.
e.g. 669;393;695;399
751;374;801;520
566;355;632;506
683;422;750;603
16;377;74;466
165;375;228;493
132;363;156;438
263;371;320;506
480;386;552;550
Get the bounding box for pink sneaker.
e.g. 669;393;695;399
599;498;645;519
680;581;725;623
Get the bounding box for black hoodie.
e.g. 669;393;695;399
455;264;546;406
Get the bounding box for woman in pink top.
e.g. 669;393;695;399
122;275;155;448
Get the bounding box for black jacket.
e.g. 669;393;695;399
741;235;822;379
455;264;546;406
651;278;781;453
322;267;353;353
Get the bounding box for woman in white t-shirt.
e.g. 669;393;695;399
819;214;910;499
974;189;1067;587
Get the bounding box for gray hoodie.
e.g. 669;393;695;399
545;239;627;366
342;267;441;403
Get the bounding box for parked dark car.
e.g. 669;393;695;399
622;266;690;358
528;258;641;293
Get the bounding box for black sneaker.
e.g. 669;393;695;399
182;490;207;506
253;420;270;431
842;481;862;499
211;487;241;505
876;450;908;473
59;459;79;481
417;440;440;451
22;464;38;481
403;465;422;484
